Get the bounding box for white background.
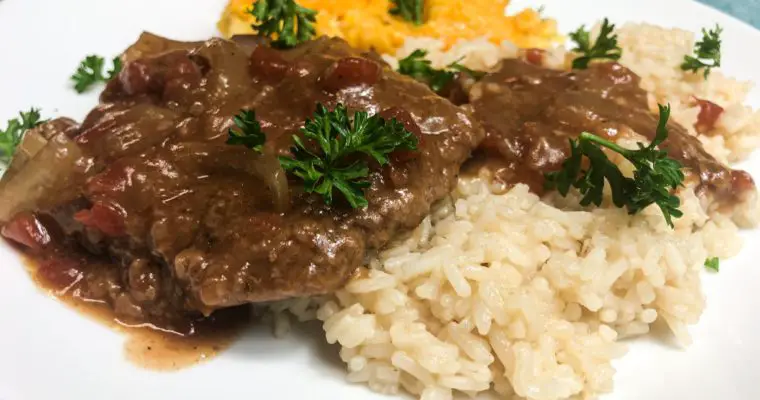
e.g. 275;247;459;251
0;0;759;399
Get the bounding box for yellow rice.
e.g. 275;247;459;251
217;0;560;54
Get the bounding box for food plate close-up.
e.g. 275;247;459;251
1;0;759;399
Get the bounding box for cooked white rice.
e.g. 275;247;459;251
616;23;760;163
271;23;759;400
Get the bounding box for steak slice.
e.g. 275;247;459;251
467;59;758;225
174;37;484;308
4;34;484;317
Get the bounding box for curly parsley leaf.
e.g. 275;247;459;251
570;18;622;69
247;0;317;49
0;108;45;166
545;104;685;228
226;110;266;153
279;103;418;208
390;0;424;25
71;55;122;93
398;50;449;92
398;49;484;93
704;257;720;272
681;25;722;79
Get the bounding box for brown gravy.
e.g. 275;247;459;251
22;253;251;370
467;59;757;209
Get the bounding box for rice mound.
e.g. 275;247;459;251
277;175;741;400
271;22;759;400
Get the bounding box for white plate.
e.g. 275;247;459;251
1;0;759;399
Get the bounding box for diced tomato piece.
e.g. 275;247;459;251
165;55;202;81
86;163;134;195
320;57;381;92
1;212;52;250
380;107;425;163
249;45;290;83
73;201;126;237
119;51;201;96
119;59;152;95
731;170;755;194
694;98;724;133
524;48;545;66
37;258;83;293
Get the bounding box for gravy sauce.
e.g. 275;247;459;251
23;252;251;370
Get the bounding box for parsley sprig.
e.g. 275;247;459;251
0;108;45;166
704;257;720;272
398;49;484;93
681;25;722;79
569;18;622;70
247;0;317;49
71;55;122;93
227;110;266;153
545;104;685;228
279;104;418;208
390;0;425;25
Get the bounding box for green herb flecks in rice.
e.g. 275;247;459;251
681;25;722;79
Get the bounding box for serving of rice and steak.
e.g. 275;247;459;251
2;1;760;400
268;22;760;399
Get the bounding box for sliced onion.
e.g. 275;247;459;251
2;118;79;188
0;133;86;223
0;129;48;185
122;32;202;62
248;152;290;212
230;34;268;55
172;142;290;212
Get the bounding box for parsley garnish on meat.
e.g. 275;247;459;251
247;0;317;48
569;18;622;69
279;104;418;208
0;108;44;166
704;257;720;272
398;49;484;93
681;25;722;79
545;104;685;228
227;110;266;153
390;0;424;25
71;55;122;93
